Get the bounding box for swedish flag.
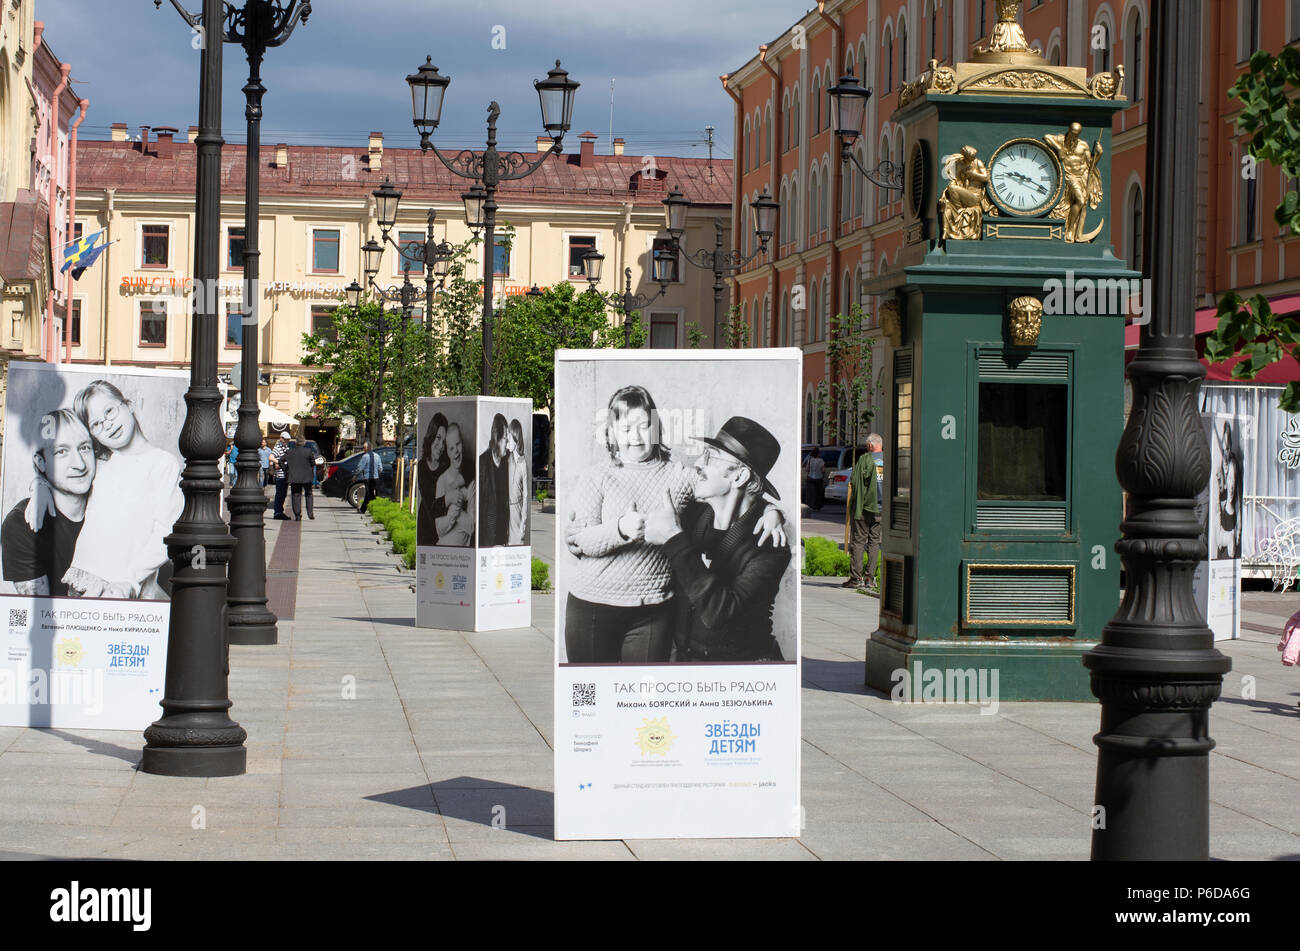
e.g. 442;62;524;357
61;230;107;280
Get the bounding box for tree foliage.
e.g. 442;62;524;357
1204;46;1300;409
817;302;880;447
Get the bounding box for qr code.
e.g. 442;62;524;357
8;609;28;628
572;682;596;707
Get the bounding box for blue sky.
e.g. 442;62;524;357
36;0;818;158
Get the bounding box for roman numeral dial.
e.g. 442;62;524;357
988;139;1062;218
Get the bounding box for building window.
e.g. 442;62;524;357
977;0;987;38
397;231;424;275
69;299;82;347
884;26;894;92
141;223;169;269
312;228;340;273
311;305;337;343
1092;21;1111;73
1048;43;1061;66
1129;186;1144;273
73;222;84;242
225;302;243;349
493;238;510;278
1241;0;1260;60
928;0;937;62
652;236;682;283
1292;0;1300;41
808;282;818;342
227;226;246;270
792;97;800;146
139;300;167;346
1126;11;1143;101
779;291;789;346
1240;163;1258;244
900;21;908;83
813;77;822;133
567;235;596;278
649;313;677;348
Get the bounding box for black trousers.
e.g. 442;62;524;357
564;594;673;664
290;482;314;519
360;478;378;513
272;477;288;516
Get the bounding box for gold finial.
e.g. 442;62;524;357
983;0;1032;54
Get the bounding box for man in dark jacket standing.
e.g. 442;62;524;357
477;413;509;546
357;440;382;514
644;417;791;662
283;434;317;520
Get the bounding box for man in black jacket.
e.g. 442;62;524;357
643;416;790;662
282;434;317;520
477;412;509;547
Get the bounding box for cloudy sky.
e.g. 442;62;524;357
36;0;819;158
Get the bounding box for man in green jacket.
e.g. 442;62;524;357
844;433;884;591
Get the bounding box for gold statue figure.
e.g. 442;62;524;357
1008;296;1044;347
985;0;1033;54
939;146;990;241
1043;122;1104;242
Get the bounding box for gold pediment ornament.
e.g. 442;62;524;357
894;1;1125;109
1008;296;1044;347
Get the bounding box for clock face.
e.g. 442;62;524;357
988;139;1062;217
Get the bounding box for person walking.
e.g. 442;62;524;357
283;433;316;520
844;434;884;592
358;440;382;514
803;447;826;511
258;437;272;488
270;430;292;520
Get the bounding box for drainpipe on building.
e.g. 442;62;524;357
44;62;70;363
103;188;114;365
64;97;87;363
620;201;632;310
721;74;745;329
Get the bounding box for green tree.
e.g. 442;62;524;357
301;299;389;445
1205;47;1300;409
817;302;880;447
426;237;486;399
721;304;751;348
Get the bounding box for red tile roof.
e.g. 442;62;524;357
0;190;51;283
76;140;733;209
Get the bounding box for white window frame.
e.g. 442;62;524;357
307;224;345;276
646;234;685;285
562;231;601;282
647;307;685;349
392;229;429;278
137;297;170;349
69;294;87;352
137;220;174;271
223;222;250;273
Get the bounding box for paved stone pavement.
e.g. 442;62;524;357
0;496;1296;861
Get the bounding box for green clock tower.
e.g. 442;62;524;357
863;0;1134;700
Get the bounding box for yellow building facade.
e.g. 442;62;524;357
69;129;732;451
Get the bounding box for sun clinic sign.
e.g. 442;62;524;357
552;350;803;839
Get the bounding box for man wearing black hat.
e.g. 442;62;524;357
644;416;790;662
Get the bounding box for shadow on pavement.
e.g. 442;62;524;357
339;616;416;627
366;779;554;840
47;729;142;766
1216;695;1300;718
801;657;870;696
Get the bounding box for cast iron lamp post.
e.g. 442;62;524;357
579;249;674;346
143;0;291;775
660;188;778;347
406;56;578;395
828;67;903;192
1083;0;1229;860
158;0;310;649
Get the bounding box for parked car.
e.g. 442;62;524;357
321;444;414;508
823;446;868;503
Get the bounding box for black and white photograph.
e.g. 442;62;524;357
476;398;533;548
555;352;801;665
1210;415;1244;561
415;397;477;549
0;363;187;602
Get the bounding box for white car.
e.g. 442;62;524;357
822;447;867;503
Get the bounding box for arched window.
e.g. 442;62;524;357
927;0;937;62
900;18;908;83
809;281;819;341
779;183;789;244
756;295;765;346
813;72;822;134
782;94;790;152
1092;20;1111;74
821;275;830;340
842;272;852;328
790;175;799;245
779;291;789;346
763;105;772;164
809;173;819;240
792;85;801;145
1239;145;1257;243
1048;43;1061;66
805;393;814;443
857;144;868;218
1125;8;1143;101
884;25;894;92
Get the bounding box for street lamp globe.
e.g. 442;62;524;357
582;249;605;286
432;241;453;280
535;60;579;149
407;56;450;146
828;68;872;146
345;280;363;310
526;284;544;298
651;247;679;286
663;188;690;241
362;237;385;279
373;178;403;236
751;190;779;248
462;185;487;231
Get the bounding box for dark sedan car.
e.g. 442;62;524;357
321;445;414;508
